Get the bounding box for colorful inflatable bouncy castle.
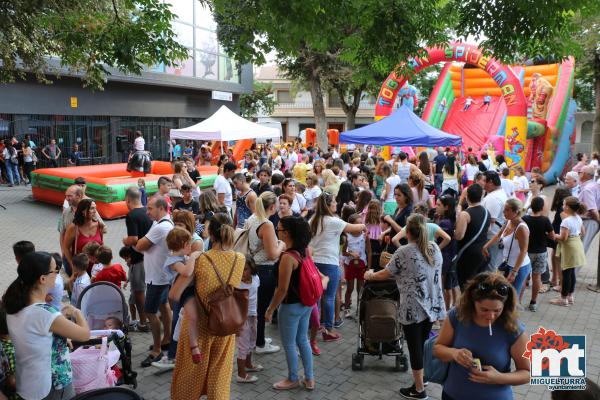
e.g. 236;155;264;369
31;162;218;219
376;43;576;182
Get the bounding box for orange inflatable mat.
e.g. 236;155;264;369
31;162;218;219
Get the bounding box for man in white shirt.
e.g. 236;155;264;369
565;171;580;197
288;148;299;170
480;153;493;171
134;130;145;151
500;168;515;198
214;161;236;212
482;171;508;272
578;165;600;253
135;196;174;367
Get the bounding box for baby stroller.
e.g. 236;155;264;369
76;282;138;389
351;279;408;372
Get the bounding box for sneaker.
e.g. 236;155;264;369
265;337;273;345
141;352;163;368
310;340;321;356
136;324;150;333
399;385;428;399
255;343;280;354
322;331;342;342
528;303;538;312
344;309;352;319
151;357;175;370
334;319;344;328
567;295;574;305
128;320;139;330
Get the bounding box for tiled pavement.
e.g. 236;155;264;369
1;184;600;399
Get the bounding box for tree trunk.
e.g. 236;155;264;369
308;73;328;150
593;50;600;154
337;85;364;133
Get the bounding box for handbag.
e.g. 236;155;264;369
498;223;519;275
451;207;489;270
423;334;449;385
71;336;120;394
199;253;249;337
379;240;393;268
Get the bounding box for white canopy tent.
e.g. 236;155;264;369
169;105;280;142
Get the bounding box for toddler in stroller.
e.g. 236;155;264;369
75;281;138;389
351;279;408;372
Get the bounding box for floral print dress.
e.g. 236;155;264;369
36;304;72;390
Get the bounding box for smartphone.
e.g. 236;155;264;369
472;358;482;371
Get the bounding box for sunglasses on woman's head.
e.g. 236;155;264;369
477;282;509;297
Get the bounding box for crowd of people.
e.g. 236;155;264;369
2;137;600;400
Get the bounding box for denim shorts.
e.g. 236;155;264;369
144;283;169;314
529;252;548;274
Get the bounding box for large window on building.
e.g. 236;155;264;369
158;0;239;83
277;90;293;103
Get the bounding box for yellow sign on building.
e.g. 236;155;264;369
70;97;78;108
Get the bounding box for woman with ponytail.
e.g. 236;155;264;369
171;212;245;400
247;191;286;354
364;214;445;399
3;252;90;400
309;192;366;342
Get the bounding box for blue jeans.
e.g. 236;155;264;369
4;160;20;185
512;263;532;298
278;303;313;381
315;263;341;330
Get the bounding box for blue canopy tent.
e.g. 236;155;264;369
340;105;462;147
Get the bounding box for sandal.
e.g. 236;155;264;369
551;285;561;292
236;374;258;383
272;380;299;390
538;284;550;294
246;364;264;372
550;297;569;307
191;346;202;364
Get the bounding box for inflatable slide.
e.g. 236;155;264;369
421;58;576;183
31;162;218;219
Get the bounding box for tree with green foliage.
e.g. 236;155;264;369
0;0;188;90
213;0;448;148
213;0;600;149
240;82;277;119
572;13;600;153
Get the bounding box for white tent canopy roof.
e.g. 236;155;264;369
169;105;280;141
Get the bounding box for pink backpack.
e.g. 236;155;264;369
286;250;324;307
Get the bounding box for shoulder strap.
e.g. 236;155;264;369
505;222;524;259
455;207;489;261
203;252;238;288
73;224;79;255
203;253;226;290
284;249;303;264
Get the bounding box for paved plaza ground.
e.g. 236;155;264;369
1;184;600;399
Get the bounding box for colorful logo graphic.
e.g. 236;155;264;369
523;327;586;390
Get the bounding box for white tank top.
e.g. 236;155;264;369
501;222;531;267
397;163;411;183
247;214;276;266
